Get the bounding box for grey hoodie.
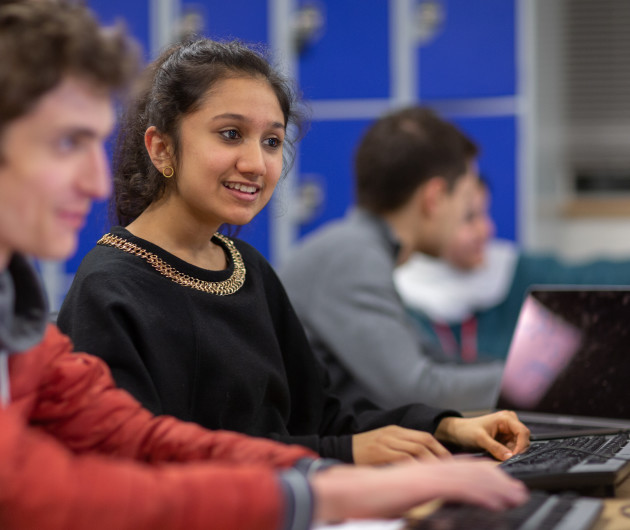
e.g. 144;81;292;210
0;254;47;405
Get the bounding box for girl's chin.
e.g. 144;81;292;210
223;209;263;227
223;216;256;227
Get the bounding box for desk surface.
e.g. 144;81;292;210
592;477;630;530
594;499;630;530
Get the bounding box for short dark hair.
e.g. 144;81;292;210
0;1;139;139
113;38;302;226
355;106;478;214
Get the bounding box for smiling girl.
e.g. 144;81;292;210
58;39;529;465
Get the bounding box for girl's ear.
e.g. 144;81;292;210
145;126;174;171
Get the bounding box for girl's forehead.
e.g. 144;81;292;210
194;77;284;121
201;75;276;102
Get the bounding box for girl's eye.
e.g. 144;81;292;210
221;129;241;140
265;137;282;149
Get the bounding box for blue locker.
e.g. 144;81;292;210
452;116;517;241
418;0;516;100
299;1;390;100
297;119;370;237
188;0;268;43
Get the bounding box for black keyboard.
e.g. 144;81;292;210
502;433;630;474
499;433;630;492
406;490;602;530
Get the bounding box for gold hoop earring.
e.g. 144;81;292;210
162;166;174;178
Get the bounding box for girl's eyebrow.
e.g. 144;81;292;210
211;113;285;131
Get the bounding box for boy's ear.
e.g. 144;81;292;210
144;126;174;171
417;176;448;216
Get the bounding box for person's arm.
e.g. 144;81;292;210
311;459;528;521
0;404;527;530
0;406;294;530
307;247;502;411
264;259;482;464
6;325;325;530
261;263;462;463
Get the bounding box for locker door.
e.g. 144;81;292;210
418;0;518;241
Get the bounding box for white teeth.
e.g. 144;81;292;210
225;182;257;194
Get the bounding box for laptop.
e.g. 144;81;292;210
493;287;630;493
496;286;630;440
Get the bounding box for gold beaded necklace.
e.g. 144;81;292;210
97;232;246;295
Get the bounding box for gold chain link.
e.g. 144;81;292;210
97;232;246;295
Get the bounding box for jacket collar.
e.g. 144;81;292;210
350;208;402;261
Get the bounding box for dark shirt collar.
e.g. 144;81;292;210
0;254;48;354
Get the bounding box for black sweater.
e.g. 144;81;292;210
58;227;458;462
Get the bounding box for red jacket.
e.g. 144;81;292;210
0;325;316;530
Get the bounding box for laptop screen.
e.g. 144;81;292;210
497;287;630;419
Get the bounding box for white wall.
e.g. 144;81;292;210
520;0;630;261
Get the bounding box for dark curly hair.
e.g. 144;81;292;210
355;106;478;214
113;38;302;226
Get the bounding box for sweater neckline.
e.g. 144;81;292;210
99;227;246;295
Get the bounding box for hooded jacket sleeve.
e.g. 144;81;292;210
1;325;318;530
